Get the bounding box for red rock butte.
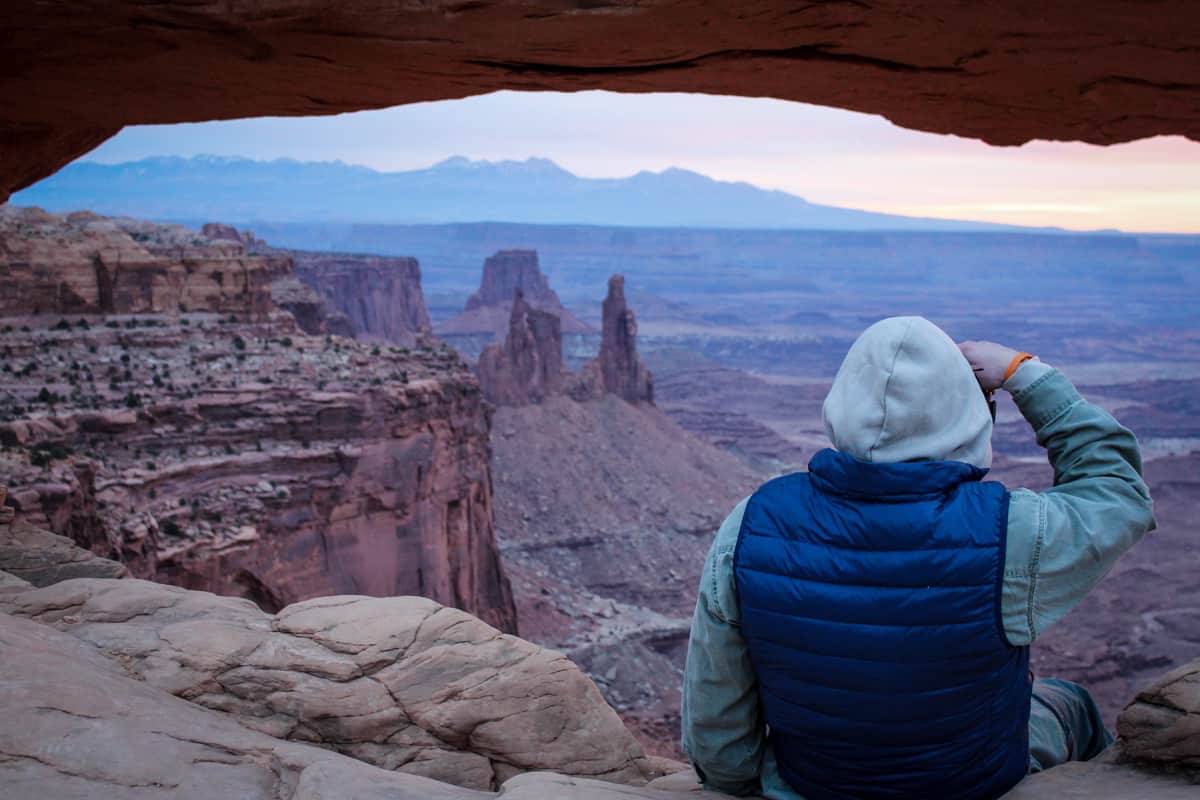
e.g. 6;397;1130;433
3;2;1200;200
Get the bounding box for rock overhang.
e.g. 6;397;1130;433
3;1;1200;200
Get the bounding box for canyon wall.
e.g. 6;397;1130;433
0;208;516;632
200;222;430;342
289;251;431;345
1;207;275;317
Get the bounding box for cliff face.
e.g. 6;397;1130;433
438;249;591;338
0;209;517;632
477;290;565;406
289;251;431;345
1;206;275;317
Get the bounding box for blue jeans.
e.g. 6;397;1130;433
1028;678;1113;772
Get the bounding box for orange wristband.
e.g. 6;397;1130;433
1003;352;1034;383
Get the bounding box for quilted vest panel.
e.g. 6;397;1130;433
733;448;1031;800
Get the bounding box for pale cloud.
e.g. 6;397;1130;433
81;90;1200;233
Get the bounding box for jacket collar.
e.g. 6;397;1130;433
808;448;986;500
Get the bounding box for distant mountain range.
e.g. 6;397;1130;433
12;154;1055;232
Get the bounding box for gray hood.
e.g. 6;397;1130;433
821;316;993;469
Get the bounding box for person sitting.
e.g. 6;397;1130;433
682;316;1156;800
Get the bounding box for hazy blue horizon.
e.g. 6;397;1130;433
52;91;1200;234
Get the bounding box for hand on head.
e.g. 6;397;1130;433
957;341;1025;392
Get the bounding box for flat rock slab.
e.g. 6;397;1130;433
0;610;728;800
1001;761;1198;798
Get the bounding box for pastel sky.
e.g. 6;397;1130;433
82;91;1200;233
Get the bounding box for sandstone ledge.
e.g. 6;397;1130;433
1;576;1198;798
0;577;660;790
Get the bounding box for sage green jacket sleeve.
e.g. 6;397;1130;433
681;497;766;797
1000;362;1156;646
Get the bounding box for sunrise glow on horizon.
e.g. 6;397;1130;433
78;91;1200;234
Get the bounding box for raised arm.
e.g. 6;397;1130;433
960;341;1157;645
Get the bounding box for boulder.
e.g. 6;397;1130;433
0;577;659;790
1116;657;1200;772
4;610;701;800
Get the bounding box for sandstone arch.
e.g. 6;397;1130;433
3;2;1200;200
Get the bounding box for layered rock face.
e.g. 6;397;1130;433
571;275;654;405
439;250;590;338
477;290;564;406
0;210;517;632
4;3;1199;201
289;250;432;345
0;206;275;317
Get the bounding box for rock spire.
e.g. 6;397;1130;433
477;289;565;406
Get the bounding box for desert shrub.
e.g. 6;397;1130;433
28;442;71;468
161;519;183;537
232;335;246;351
52;319;72;331
124;391;142;408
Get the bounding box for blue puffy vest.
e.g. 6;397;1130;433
733;448;1031;800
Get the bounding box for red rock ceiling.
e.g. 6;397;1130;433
3;1;1199;200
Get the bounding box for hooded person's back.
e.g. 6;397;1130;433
731;316;1031;800
683;315;1155;800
